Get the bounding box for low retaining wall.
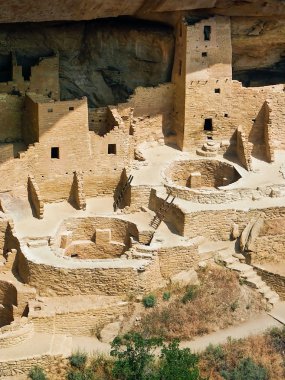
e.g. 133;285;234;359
253;264;285;300
0;319;34;348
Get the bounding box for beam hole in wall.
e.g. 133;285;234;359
69;106;74;111
48;108;53;113
51;147;60;159
207;136;213;140
224;113;229;118
204;25;211;41
108;144;116;155
204;118;213;132
202;52;207;57
215;88;220;93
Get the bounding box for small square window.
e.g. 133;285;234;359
51;147;59;159
202;52;207;57
108;144;116;155
69;106;74;111
215;88;220;93
48;108;53;113
224;113;229;118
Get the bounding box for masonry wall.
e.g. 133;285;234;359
17;249;161;297
118;84;174;145
29;56;60;100
0;95;23;143
30;301;128;336
158;244;199;278
254;265;285;300
183;207;285;241
22;94;39;145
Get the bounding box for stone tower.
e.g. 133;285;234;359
173;16;233;151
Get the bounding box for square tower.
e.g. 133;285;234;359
173;16;233;151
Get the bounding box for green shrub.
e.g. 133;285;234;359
221;357;268;380
28;366;47;380
268;326;285;354
158;339;204;380
181;285;198;304
69;351;88;369
230;300;239;312
203;344;226;370
142;294;156;308
162;292;171;301
67;369;94;380
110;332;162;380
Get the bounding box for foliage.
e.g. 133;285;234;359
268;326;285;355
230;300;239;312
162;291;171;301
28;366;47;380
181;285;198;304
67;368;94;380
158;339;204;380
110;332;162;379
221;357;268;380
69;351;88;369
142;294;156;308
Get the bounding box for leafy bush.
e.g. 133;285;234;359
69;351;88;369
221;357;268;380
142;294;156;308
28;366;47;380
268;326;285;354
203;344;226;370
67;369;94;380
158;339;204;380
181;285;198;304
230;300;239;312
162;292;171;301
110;332;162;380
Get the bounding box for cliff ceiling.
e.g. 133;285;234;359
1;0;285;24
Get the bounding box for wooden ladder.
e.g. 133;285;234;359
113;175;133;211
150;194;176;230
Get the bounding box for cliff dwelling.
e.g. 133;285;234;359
0;1;285;378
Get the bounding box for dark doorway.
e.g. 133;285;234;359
204;26;211;41
0;53;12;83
51;147;60;159
204;118;213;131
108;144;117;154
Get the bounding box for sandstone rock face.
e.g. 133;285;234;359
0;20;174;107
1;1;285;24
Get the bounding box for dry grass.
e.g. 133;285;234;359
137;265;266;340
199;333;285;380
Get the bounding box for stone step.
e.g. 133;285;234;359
232;252;246;262
268;295;280;305
244;277;264;289
264;290;277;300
224;256;239;265
27;239;49;248
227;262;253;273
258;285;271;294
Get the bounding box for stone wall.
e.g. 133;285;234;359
0;353;69;379
27;175;44;219
0;95;23;143
17;247;162;297
165;159;241;188
118;84;174;145
29;300;128;336
254;265;285;300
